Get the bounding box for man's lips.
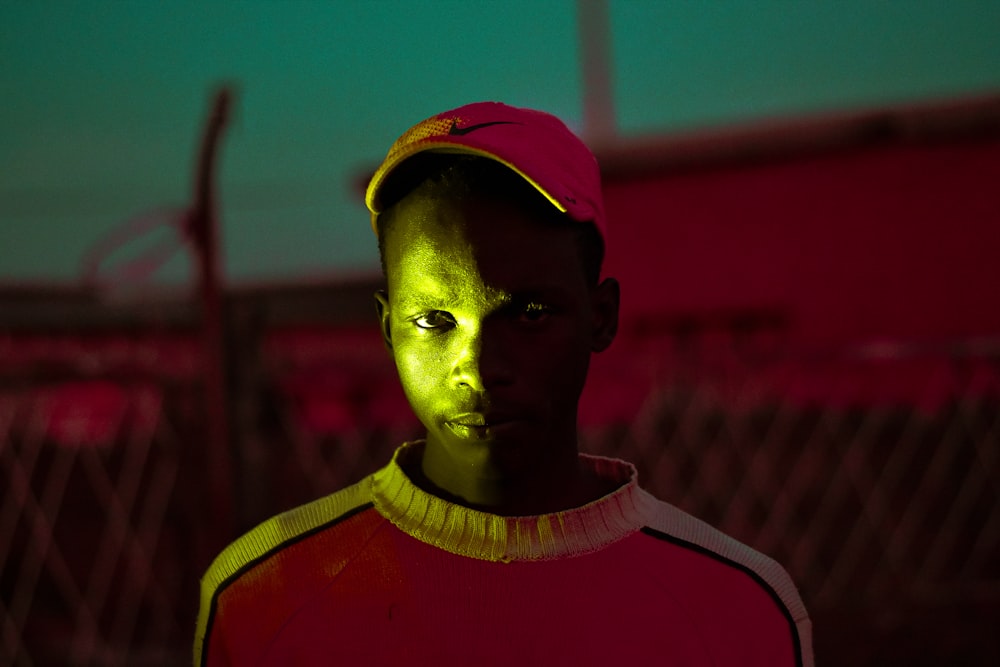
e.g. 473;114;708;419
444;412;525;439
447;412;518;427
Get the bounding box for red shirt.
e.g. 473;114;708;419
196;442;812;666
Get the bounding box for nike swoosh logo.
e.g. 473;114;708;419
448;120;521;136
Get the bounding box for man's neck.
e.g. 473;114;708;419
407;442;619;516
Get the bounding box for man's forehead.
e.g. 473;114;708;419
392;187;562;246
390;260;510;311
383;184;590;293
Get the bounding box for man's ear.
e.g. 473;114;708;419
374;290;394;352
590;277;620;353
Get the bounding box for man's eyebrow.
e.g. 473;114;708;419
393;279;456;309
510;285;574;302
394;292;437;309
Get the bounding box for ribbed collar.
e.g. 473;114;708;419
370;441;656;562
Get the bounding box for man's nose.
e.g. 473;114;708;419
449;325;513;392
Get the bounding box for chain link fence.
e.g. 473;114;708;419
0;334;209;666
2;326;998;665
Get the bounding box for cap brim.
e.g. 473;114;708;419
366;142;568;237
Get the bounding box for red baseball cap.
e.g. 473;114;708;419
365;101;605;240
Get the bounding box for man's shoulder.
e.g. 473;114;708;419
194;475;387;665
635;490;813;665
639;493;803;603
199;475;378;602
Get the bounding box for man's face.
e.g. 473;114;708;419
375;187;618;482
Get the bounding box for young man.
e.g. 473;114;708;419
194;102;813;666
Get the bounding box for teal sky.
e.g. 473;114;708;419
2;1;999;287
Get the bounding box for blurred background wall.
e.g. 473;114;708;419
4;0;999;286
2;1;999;665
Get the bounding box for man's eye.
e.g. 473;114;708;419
518;303;552;323
414;311;454;330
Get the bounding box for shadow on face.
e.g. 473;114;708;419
374;171;619;493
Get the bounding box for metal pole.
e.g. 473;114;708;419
577;0;617;146
189;87;235;544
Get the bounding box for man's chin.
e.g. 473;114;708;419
427;425;535;474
